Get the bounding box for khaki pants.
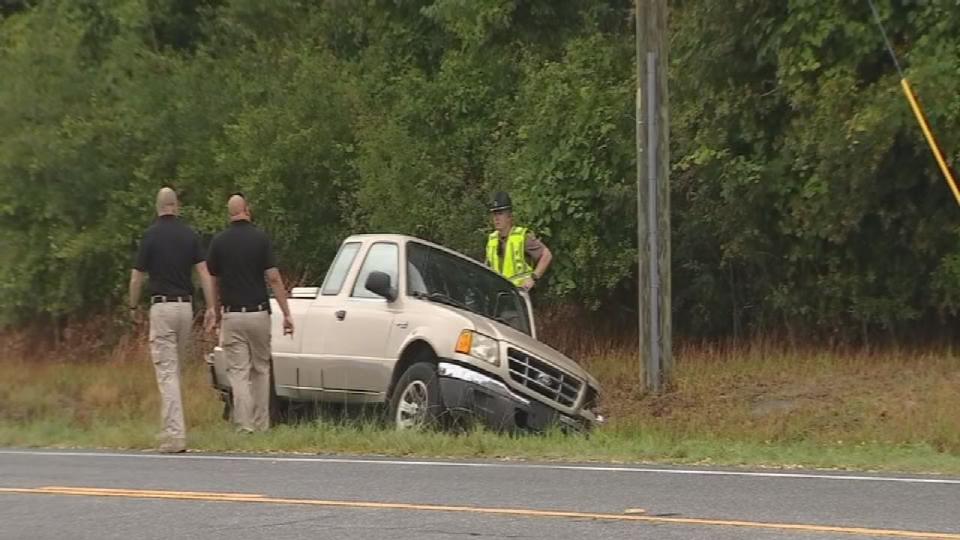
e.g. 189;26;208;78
221;311;271;432
148;302;193;441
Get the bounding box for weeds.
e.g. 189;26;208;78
1;328;959;473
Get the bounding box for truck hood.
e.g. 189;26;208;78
455;308;601;391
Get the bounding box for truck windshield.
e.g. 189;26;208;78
406;241;531;335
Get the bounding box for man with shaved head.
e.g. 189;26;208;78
206;193;293;434
129;186;215;453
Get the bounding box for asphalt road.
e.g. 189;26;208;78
1;449;959;540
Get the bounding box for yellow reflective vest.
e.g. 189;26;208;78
485;227;533;287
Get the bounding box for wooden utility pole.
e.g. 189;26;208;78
635;0;672;392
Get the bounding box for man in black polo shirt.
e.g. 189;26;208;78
129;187;215;453
207;193;293;433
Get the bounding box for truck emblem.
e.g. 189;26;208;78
536;373;555;388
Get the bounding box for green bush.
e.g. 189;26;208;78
1;0;959;339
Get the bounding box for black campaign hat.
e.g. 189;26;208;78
488;191;512;212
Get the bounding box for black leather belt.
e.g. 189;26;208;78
151;295;191;304
222;302;269;313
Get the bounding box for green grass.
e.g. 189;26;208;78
2;333;960;474
3;416;958;475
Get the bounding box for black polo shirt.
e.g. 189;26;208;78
133;215;204;297
206;220;277;307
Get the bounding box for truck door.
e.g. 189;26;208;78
292;241;362;394
321;241;400;394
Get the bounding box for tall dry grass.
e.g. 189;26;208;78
2;318;959;467
0;322;222;445
579;340;960;452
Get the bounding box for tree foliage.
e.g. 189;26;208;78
1;0;959;340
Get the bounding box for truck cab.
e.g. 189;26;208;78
208;234;602;432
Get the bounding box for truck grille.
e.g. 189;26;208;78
507;348;582;407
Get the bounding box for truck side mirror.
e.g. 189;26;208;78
365;271;396;302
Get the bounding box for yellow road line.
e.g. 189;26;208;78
37;487;265;498
1;486;957;539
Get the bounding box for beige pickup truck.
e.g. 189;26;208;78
207;234;602;432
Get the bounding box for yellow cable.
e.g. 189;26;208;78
900;78;960;207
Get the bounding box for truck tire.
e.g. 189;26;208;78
220;390;233;421
388;362;445;430
218;362;289;425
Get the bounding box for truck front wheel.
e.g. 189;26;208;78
389;362;445;430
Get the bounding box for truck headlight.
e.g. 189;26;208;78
454;330;500;367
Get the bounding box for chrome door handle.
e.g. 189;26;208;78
396;321;408;329
335;310;346;321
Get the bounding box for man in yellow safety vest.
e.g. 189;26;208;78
484;191;553;290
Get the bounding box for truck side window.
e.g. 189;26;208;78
352;242;399;299
321;242;361;296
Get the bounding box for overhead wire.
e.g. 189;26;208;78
866;0;960;206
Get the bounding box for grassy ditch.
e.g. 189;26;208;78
1;330;959;474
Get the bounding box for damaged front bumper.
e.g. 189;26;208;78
437;362;594;432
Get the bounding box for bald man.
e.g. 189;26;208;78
129;187;215;453
206;193;293;434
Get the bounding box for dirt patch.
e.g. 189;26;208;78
749;398;804;417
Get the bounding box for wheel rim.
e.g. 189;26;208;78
396;380;429;430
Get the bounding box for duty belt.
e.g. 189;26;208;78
222;302;269;313
151;295;191;304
